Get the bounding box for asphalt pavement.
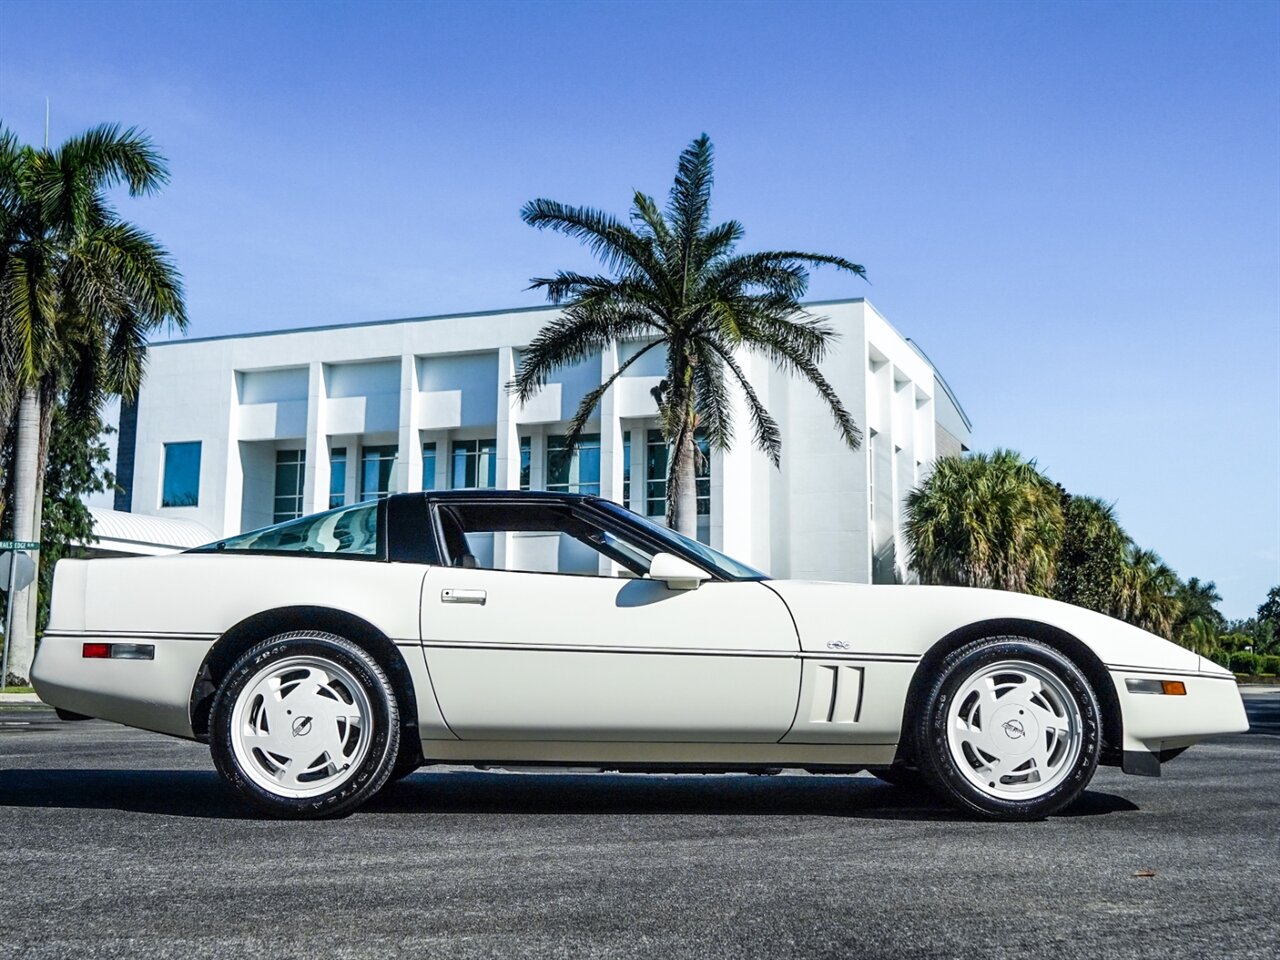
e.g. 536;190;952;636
1;691;1276;960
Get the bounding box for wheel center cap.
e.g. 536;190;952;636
291;716;313;737
991;704;1039;755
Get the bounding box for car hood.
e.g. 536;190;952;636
763;580;1206;674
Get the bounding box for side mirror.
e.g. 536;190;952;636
648;552;711;590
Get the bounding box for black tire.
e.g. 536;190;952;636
210;631;400;818
914;636;1101;821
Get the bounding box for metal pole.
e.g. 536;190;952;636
2;546;17;689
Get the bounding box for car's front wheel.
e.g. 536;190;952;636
914;637;1101;820
210;631;400;818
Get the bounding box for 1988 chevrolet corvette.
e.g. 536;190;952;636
32;490;1248;820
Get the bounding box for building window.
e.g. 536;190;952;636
329;447;347;510
360;445;397;501
422;442;437;491
622;430;631;506
644;429;709;518
451;438;496;489
273;449;306;524
161;441;201;507
546;433;600;495
519;436;531;490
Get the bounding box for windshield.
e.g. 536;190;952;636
593;500;767;580
192;500;379;556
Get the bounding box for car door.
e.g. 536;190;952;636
419;498;801;743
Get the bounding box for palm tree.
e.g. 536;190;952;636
1112;546;1181;640
904;450;1064;596
1053;494;1128;612
514;134;865;537
0;123;185;682
1182;616;1220;659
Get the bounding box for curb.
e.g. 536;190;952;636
0;693;42;704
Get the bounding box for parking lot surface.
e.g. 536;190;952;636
1;691;1277;959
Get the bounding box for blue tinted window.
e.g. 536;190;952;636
360;445;397;501
329;447;347;509
161;441;201;507
422;442;437;491
273;449;306;523
547;434;600;495
451;439;496;489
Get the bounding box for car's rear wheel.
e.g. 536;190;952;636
915;637;1101;820
210;631;400;818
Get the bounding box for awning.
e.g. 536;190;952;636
84;507;215;556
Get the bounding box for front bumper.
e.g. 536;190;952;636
1109;666;1249;776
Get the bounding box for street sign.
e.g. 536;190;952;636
0;551;37;593
0;541;39;551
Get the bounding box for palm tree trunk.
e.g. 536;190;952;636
667;425;699;540
5;387;40;684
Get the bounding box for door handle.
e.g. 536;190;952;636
441;588;486;605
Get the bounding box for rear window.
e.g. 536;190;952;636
193;501;379;556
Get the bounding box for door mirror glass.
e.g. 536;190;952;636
648;552;710;590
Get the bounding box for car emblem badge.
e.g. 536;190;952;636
291;716;313;737
826;641;851;651
1002;719;1025;739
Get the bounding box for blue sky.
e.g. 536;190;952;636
2;0;1276;617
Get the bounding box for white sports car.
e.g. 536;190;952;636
32;491;1247;820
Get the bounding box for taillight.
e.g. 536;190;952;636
82;642;154;660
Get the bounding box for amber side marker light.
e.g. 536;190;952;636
82;642;155;660
1126;678;1187;695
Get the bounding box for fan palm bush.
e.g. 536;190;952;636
514;134;865;536
904;449;1064;595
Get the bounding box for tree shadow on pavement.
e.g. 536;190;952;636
0;767;1138;821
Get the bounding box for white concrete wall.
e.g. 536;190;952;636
123;300;968;582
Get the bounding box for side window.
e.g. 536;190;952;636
434;502;657;578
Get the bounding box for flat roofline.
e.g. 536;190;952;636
147;297;870;348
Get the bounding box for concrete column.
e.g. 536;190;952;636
302;361;330;515
396;352;422;495
714;347;753;558
222;370;245;534
598;344;623;574
599;343;623;503
493;347;520;568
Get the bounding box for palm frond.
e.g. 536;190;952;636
559;340;665;455
668;133;715;255
513;302;659;403
706;340;782;466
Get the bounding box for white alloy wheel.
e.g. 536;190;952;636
915;637;1102;820
229;654;375;799
945;659;1083;801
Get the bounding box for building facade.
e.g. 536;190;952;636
104;298;970;582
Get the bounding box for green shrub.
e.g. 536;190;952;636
1229;651;1259;675
1259;654;1280;676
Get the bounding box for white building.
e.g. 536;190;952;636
100;298;970;583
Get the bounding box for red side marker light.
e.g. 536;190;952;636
82;643;111;659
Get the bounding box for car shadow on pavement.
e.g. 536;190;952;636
0;767;1138;821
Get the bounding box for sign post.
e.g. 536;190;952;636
1;540;40;689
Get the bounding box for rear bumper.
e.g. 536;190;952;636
30;633;213;740
1109;667;1248;776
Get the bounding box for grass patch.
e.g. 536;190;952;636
1;685;35;695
